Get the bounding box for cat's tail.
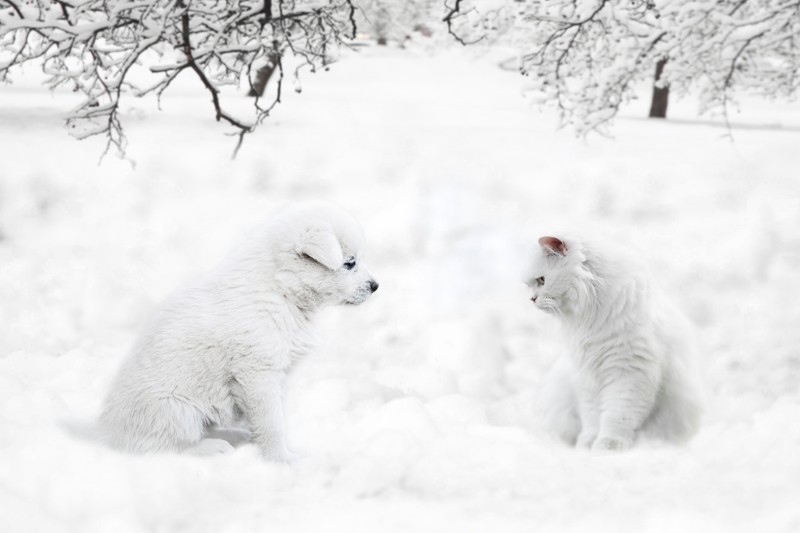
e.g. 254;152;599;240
59;416;105;446
536;357;581;445
644;369;704;442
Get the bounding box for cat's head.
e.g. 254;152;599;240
526;236;596;318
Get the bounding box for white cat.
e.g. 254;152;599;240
527;235;703;451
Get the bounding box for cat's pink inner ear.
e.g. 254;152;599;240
538;236;568;256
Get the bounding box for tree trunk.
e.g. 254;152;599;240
649;59;669;119
248;51;281;97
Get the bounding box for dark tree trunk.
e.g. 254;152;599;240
248;51;281;97
649;58;669;119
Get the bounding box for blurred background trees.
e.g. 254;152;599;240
355;0;439;45
244;0;438;98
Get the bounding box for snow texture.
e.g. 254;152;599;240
1;46;799;532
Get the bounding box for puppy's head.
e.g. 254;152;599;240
276;203;378;309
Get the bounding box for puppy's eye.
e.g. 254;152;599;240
343;258;356;270
536;276;545;286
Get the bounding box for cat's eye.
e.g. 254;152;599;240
343;258;356;270
536;276;545;286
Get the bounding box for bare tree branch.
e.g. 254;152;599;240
443;0;485;46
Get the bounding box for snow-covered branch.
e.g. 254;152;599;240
445;0;800;134
0;0;358;157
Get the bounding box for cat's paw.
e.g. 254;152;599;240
575;430;598;449
591;436;632;453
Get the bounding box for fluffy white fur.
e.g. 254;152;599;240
527;235;703;451
99;202;378;460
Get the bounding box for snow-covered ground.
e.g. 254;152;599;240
1;45;799;532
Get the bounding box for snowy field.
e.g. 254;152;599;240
1;45;799;532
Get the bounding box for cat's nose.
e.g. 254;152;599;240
531;296;537;303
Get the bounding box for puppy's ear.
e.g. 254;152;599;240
297;226;344;270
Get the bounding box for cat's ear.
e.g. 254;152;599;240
539;236;568;257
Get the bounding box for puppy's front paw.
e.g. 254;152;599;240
185;438;235;456
591;436;631;452
263;448;301;464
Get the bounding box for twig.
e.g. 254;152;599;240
443;0;486;46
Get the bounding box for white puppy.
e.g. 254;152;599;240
99;203;378;460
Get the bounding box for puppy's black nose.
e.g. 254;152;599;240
369;280;379;293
